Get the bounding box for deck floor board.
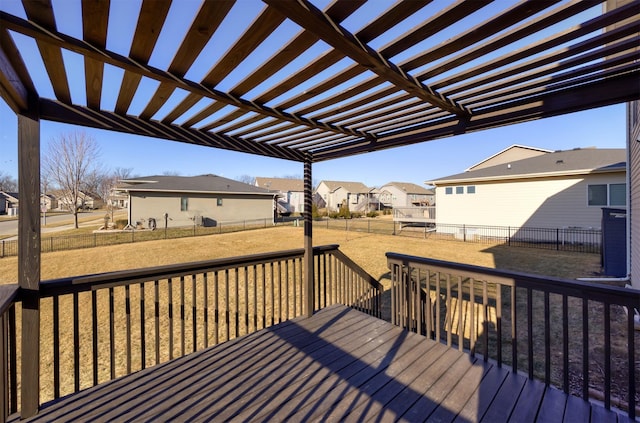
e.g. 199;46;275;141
15;304;631;422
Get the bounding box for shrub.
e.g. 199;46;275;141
338;203;351;219
366;211;378;218
115;219;128;229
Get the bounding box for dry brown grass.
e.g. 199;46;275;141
0;226;611;406
0;225;600;286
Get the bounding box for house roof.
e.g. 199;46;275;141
465;144;554;171
318;180;370;194
381;182;434;195
120;175;274;196
428;148;626;185
255;177;304;193
0;192;19;201
1;2;637;164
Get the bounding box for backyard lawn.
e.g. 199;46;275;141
0;225;601;285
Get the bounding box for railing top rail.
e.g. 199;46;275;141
0;284;18;314
386;252;640;305
39;245;344;297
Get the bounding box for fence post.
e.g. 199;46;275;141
93;233;97;248
1;240;3;258
463;224;466;242
556;228;559;250
132;230;134;243
368;219;370;233
508;226;511;246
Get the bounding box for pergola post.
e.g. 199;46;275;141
18;102;41;418
303;155;314;317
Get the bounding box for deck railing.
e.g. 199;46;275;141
0;245;381;420
387;252;639;419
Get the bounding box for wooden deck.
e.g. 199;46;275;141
15;305;632;422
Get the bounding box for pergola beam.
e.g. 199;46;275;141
0;11;372;142
264;0;469;117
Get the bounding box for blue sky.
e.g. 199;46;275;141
0;0;628;188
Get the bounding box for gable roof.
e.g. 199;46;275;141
255;177;303;193
0;192;19;201
120;175;273;196
428;148;626;185
317;180;370;194
381;182;434;195
466;144;553;171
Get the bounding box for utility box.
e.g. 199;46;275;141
601;208;627;277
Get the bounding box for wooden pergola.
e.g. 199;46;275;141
1;0;639;417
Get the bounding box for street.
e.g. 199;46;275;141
0;211;108;237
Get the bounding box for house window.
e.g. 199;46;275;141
588;183;626;206
455;186;464;194
180;197;188;211
609;183;626;206
217;198;223;206
445;187;453;195
467;186;476;194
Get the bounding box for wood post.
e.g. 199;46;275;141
18;106;41;418
303;156;314;317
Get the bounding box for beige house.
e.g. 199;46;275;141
314;180;371;212
628;100;640;288
39;194;57;211
119;174;276;229
428;148;626;230
255;177;304;215
465;144;553;171
53;190;104;211
378;182;435;208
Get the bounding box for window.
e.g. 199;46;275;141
180;197;188;211
445;187;453;195
588;183;626;206
609;183;626;206
467;186;476;194
455;186;464;194
217;198;223;206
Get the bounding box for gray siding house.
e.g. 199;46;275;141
428;148;626;230
255;177;304;215
0;192;19;215
378;182;435;208
118;175;276;229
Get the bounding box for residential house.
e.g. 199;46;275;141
628;100;640;288
118;174;276;229
255;177;304;215
378;182;435;208
465;144;553;171
0;192;19;215
428;148;626;230
53;190;104;211
40;194;57;211
314;180;371;212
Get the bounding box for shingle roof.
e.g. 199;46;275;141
318;180;370;194
382;182;434;195
428;148;626;184
120;175;273;195
255;177;304;193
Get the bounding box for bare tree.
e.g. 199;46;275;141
0;171;17;192
97;167;134;223
235;174;255;185
42;131;101;228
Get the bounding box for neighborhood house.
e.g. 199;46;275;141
314;180;372;212
255;177;304;216
117;174;276;229
428;147;626;231
378;182;434;208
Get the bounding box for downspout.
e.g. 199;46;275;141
303;155;314;317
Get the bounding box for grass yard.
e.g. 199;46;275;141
2;226;631;409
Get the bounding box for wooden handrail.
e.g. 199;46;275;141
386;251;639;419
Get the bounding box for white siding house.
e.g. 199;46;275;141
118;175;275;229
428;148;626;230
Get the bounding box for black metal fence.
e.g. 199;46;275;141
0;218;279;258
0;218;601;259
312;219;601;254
